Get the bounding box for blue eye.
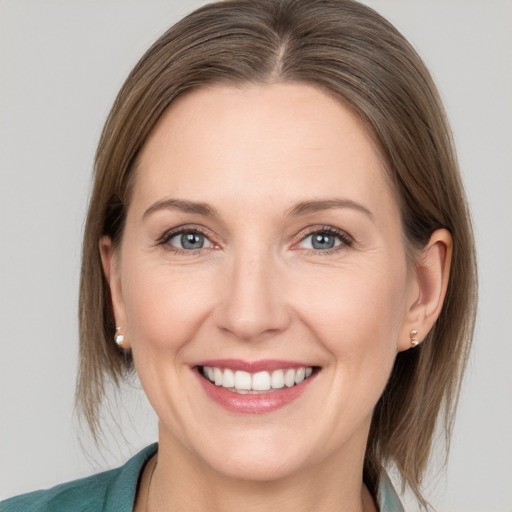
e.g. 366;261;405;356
297;229;349;251
168;231;213;250
312;233;337;249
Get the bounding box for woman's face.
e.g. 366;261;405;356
105;83;420;480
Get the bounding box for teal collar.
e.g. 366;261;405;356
377;471;405;511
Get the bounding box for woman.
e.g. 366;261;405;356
1;0;477;510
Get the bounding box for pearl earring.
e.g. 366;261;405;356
115;327;125;347
410;329;419;347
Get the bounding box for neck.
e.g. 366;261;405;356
141;429;377;512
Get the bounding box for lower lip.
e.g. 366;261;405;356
196;370;317;414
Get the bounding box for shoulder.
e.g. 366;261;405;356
1;444;158;512
1;470;116;512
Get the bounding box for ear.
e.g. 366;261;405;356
397;229;452;352
99;236;131;349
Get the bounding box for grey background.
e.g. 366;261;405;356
1;1;511;510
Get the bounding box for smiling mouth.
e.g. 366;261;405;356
199;366;318;394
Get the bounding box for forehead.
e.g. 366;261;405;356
132;82;396;219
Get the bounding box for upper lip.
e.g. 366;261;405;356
194;359;316;373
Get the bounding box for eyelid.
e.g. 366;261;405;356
156;224;353;254
169;231;213;249
157;224;218;252
293;225;354;252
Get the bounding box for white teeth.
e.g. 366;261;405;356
270;369;285;389
223;368;235;388
284;369;296;387
295;367;306;384
202;366;315;393
234;371;252;390
252;371;271;391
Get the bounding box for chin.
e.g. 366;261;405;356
205;448;307;482
182;425;314;482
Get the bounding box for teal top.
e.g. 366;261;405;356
1;444;404;511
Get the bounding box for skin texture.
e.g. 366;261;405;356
100;83;452;512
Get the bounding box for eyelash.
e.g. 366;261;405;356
157;225;353;255
157;226;214;255
295;226;353;255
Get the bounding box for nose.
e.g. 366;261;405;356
214;251;291;341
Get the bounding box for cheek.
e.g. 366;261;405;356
121;258;219;353
292;260;408;361
290;261;409;429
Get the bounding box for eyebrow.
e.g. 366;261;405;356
143;197;373;220
143;198;217;219
286;199;373;219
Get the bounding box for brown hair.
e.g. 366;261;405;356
77;0;477;507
